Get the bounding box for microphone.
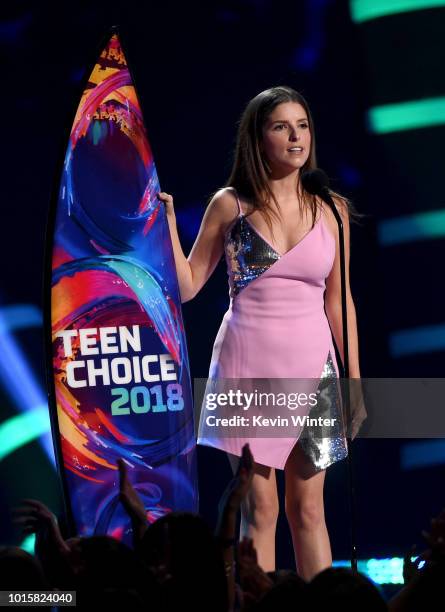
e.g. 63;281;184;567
302;166;357;571
301;168;330;197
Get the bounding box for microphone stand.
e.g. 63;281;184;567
320;187;358;573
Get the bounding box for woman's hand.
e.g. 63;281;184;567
157;191;175;218
349;378;367;440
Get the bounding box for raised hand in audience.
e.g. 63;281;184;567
117;458;149;547
215;443;254;612
421;507;445;563
12;499;71;587
237;536;273;610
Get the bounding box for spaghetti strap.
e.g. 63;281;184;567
226;186;243;217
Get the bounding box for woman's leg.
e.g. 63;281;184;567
284;443;331;581
227;453;279;572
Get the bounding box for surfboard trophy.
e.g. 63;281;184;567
44;28;198;541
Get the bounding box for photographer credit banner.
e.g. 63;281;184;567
45;30;197;539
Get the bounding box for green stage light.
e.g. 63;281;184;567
368;97;445;133
0;408;50;462
379;209;445;245
20;534;35;555
350;0;445;23
334;556;424;584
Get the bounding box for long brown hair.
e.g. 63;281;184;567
215;86;361;238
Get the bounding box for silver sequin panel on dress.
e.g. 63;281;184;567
225;216;280;297
297;351;349;471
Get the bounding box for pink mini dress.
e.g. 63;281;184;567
197;186;348;471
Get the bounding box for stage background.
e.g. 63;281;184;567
1;0;444;579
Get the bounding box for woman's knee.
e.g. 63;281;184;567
285;497;325;530
241;493;279;530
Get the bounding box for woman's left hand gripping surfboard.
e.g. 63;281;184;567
46;29;198;540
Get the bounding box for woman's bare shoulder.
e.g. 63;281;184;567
205;187;241;226
317;195;348;240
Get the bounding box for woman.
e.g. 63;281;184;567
157;86;362;580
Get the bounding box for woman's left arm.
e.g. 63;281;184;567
324;197;361;378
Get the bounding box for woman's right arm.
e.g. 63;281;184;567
157;188;238;303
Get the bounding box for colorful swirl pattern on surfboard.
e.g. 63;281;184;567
50;32;197;539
